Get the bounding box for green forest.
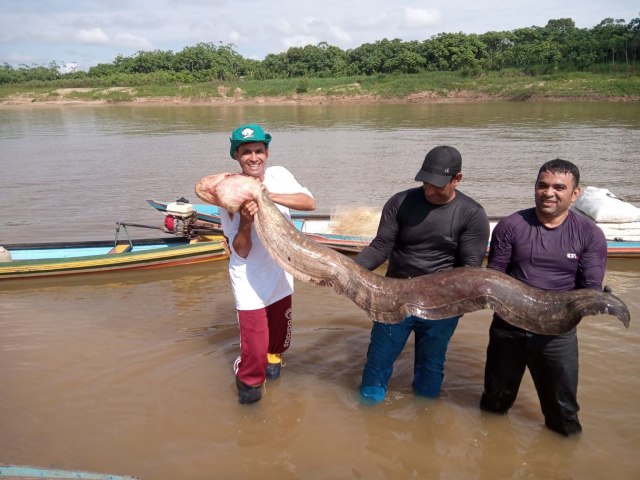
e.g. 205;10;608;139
1;16;639;101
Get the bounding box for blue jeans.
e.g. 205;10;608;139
360;315;460;402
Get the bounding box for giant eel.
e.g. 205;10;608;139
195;173;630;335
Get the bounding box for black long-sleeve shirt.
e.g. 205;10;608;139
355;187;490;278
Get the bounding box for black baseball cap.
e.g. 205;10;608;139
414;145;462;187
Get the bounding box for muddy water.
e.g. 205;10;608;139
1;260;638;479
1;102;639;479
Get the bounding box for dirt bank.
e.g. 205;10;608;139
0;87;637;107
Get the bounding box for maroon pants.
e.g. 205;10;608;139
235;295;292;387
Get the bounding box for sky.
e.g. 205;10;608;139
1;0;638;72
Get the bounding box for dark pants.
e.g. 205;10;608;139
480;316;582;436
360;315;459;401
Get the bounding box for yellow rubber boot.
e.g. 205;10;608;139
266;353;282;380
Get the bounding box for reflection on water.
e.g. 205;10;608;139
1;103;640;479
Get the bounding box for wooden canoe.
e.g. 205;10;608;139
0;464;140;479
0;234;229;280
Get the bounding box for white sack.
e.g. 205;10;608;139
574;186;640;223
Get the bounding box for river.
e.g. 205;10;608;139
1;101;639;479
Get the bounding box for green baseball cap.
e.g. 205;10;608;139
229;124;272;159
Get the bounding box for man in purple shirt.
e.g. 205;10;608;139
480;159;607;436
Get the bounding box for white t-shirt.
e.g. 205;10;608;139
220;166;313;310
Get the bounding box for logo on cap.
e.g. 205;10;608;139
241;128;255;139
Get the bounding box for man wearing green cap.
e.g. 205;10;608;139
218;124;315;404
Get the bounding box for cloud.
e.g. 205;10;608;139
356;14;391;30
113;33;152;49
73;28;151;51
403;7;442;29
274;19;294;34
75;28;110;45
4;52;39;65
329;26;352;43
281;35;319;51
300;16;323;31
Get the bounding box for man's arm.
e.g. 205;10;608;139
270;192;316;211
232;201;258;259
486;219;512;273
457;208;490;267
266;167;316;211
577;225;607;290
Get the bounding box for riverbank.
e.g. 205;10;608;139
2;70;639;107
1;89;638;107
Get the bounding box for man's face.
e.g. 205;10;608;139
534;170;580;219
234;142;268;179
422;173;461;205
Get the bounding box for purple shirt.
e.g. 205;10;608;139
487;208;607;291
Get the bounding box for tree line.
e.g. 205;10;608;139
2;16;639;85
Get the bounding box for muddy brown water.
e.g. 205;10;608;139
1;102;639;479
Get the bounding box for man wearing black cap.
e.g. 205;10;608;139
354;145;490;403
198;123;316;404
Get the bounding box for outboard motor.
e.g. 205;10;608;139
164;201;197;237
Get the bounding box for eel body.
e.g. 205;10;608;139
195;173;630;335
